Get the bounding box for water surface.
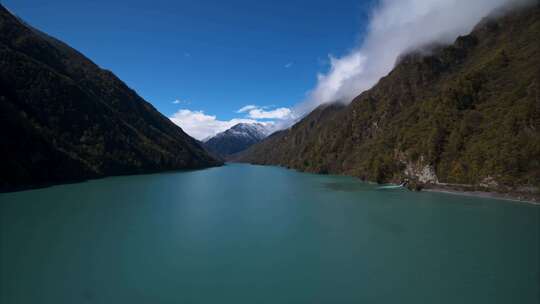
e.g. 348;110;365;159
1;164;539;303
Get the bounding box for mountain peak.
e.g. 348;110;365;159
203;123;272;157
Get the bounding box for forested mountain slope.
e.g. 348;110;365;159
237;5;540;200
0;5;221;191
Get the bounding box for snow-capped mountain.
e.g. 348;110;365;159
204;123;272;157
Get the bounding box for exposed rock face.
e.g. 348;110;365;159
0;5;221;191
236;5;540;199
404;161;439;184
204;123;271;158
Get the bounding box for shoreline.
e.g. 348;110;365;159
0;163;223;194
421;186;540;206
240;162;540;206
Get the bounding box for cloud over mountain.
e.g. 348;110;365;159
295;0;534;116
170;109;261;140
170;105;291;140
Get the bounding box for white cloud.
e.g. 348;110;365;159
237;105;258;113
237;105;294;120
295;0;534;116
284;62;293;68
170;105;294;140
172;99;189;105
169;109;263;140
246;107;293;120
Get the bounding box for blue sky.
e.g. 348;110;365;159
4;0;511;139
4;0;377;138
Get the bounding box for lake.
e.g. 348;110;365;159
1;163;539;303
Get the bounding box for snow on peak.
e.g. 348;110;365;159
212;123;271;141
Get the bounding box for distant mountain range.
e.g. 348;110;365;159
204;123;271;158
236;4;540;202
0;5;221;191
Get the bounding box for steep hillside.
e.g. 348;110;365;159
204;123;270;157
0;5;221;191
237;5;540;201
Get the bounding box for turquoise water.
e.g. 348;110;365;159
1;164;539;303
